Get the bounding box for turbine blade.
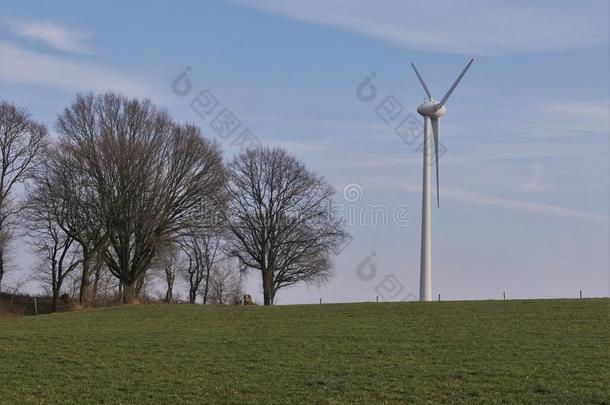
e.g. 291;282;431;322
411;63;432;100
431;118;440;208
437;58;474;109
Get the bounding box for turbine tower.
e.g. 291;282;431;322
411;58;474;301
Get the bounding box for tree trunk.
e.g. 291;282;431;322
0;250;4;292
91;272;100;305
262;270;274;306
135;276;145;297
51;265;58;313
165;284;173;303
122;282;136;303
118;281;123;303
203;265;211;305
79;254;91;308
52;288;59;313
78;236;108;308
90;255;104;305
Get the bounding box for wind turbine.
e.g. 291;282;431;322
411;58;474;301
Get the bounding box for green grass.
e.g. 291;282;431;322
0;299;608;404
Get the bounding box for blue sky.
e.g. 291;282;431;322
0;0;608;303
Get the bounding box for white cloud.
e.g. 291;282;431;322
0;42;159;99
10;20;93;54
231;0;608;55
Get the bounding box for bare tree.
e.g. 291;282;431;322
208;259;242;305
30;234;80;312
225;147;348;305
30;144;108;307
56;93;226;303
0;101;47;290
181;237;202;304
25;153;89;312
153;243;181;303
180;226;224;304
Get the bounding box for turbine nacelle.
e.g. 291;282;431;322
411;58;474;209
417;100;446;118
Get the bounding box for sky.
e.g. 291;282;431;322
0;0;608;303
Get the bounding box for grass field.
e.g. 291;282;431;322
0;299;608;404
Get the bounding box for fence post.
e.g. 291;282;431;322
503;292;506;300
34;297;38;316
319;298;322;304
376;296;378;303
579;290;582;299
438;294;440;301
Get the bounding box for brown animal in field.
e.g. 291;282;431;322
243;294;253;305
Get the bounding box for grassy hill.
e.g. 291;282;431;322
0;299;608;404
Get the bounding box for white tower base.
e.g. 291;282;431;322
419;117;432;301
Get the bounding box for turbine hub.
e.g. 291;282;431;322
417;100;446;118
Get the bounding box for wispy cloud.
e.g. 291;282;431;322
0;42;159;99
231;0;608;55
400;183;608;224
10;20;93;54
539;101;610;133
519;160;549;193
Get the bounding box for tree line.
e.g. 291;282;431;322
0;93;348;309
